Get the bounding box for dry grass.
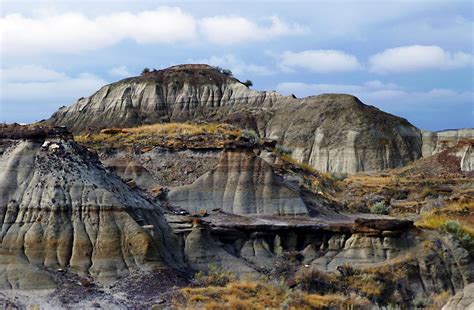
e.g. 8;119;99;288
75;122;240;151
125;122;239;136
416;201;474;235
173;280;368;309
279;154;317;174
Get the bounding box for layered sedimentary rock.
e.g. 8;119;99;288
266;94;422;173
168;149;308;215
49;64;280;133
422;129;474;157
0;125;183;289
48;64;425;173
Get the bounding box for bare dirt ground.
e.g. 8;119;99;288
0;268;191;309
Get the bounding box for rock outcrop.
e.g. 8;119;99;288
0;125;183;288
48;64;280;133
47;64;424;174
168;148;308;215
422;129;474;157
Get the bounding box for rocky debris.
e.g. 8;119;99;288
0;125;184;288
354;217;414;231
0;123;72;140
48;64;427;174
398;139;474;177
102;148;221;190
168;149;308;215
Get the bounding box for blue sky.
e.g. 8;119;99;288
0;0;473;131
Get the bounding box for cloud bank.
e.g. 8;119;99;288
0;8;305;55
369;45;473;73
279;50;362;73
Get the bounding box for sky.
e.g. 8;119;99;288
0;0;473;131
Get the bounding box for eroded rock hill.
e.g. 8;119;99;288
168;148;308;215
47;64;425;174
0;125;183;289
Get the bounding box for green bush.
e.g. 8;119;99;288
222;69;233;76
370;201;390;215
412;293;427;308
275;144;292;155
243;79;253;87
442;220;474;253
241;129;260;145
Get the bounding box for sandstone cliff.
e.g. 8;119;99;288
0;125;183;288
47;64;425;174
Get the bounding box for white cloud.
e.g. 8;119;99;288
0;7;197;55
279;50;362;73
200;15;306;45
0;8;305;55
275;80;472;111
369;45;473;73
189;54;273;76
0;65;66;82
1;65;107;122
108;66;132;78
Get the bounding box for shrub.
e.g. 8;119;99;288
241;129;260;145
212;66;234;77
222;69;233;76
141;67;151;75
412;293;427;308
194;264;236;287
331;172;348;182
243;80;253;87
442;220;474;253
274;144;292;155
370;201;390;215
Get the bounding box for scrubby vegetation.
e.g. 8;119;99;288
274;143;292;156
242;79;253;87
75;122;241;151
370;201;390;215
174;266;369;310
416;201;474;253
277;153;316;174
240;129;260;145
212;66;233;77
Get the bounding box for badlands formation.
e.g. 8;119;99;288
0;65;472;308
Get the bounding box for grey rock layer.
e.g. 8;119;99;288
0;138;183;288
168;149;308;215
48;64;424;174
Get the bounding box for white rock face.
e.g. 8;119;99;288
458;144;474;171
